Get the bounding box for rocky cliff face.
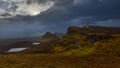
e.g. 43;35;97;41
67;26;120;34
67;26;120;43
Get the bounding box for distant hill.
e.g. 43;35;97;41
42;32;58;39
39;32;58;43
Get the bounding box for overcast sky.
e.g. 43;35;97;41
0;0;120;39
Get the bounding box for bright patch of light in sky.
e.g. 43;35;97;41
0;0;54;18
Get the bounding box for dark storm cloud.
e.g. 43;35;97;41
18;0;120;30
0;0;120;39
27;0;120;25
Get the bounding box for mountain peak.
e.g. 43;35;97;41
42;32;58;39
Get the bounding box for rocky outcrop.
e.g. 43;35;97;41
67;26;120;34
67;26;120;43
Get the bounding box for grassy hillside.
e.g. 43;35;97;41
52;33;120;57
51;26;120;57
